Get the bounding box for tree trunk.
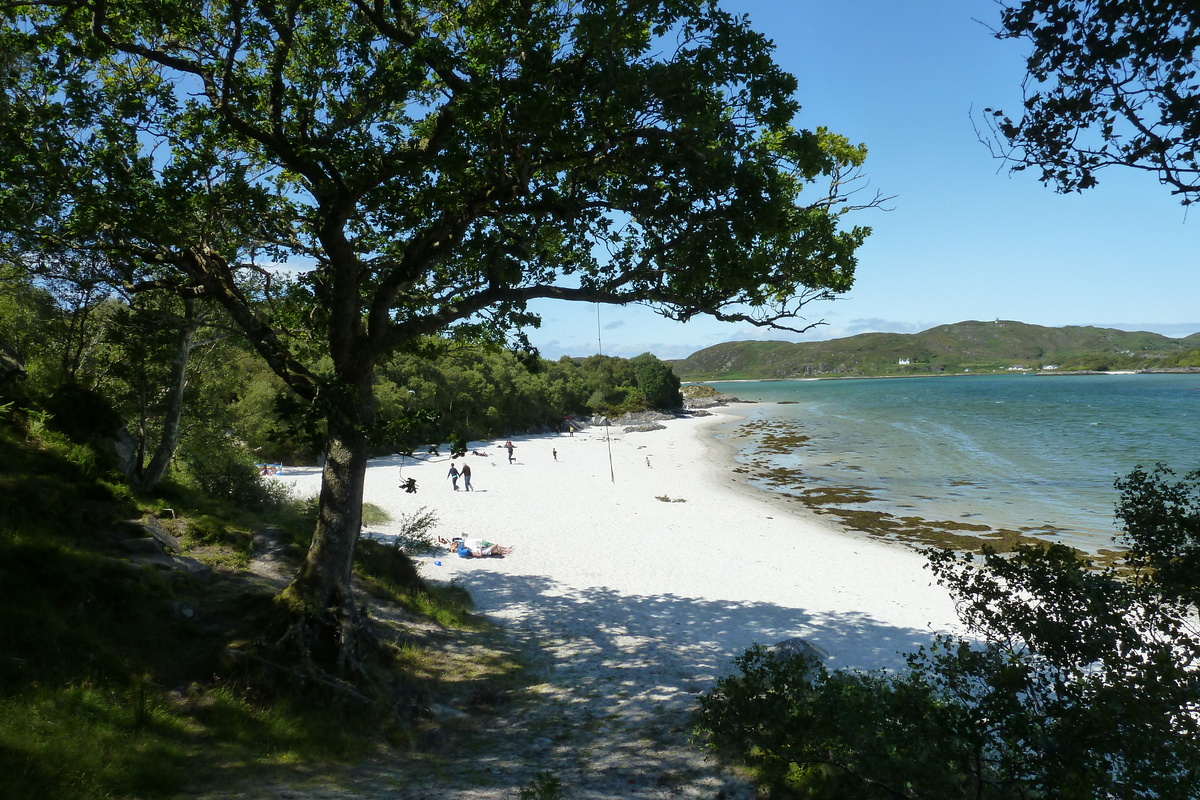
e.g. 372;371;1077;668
138;298;197;491
276;402;375;680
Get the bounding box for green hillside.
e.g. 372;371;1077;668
668;320;1200;381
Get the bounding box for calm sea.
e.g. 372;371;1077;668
717;373;1200;552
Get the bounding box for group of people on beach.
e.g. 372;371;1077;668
438;436;571;559
446;439;530;491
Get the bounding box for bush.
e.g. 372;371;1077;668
391;506;439;556
696;647;966;798
356;507;441;594
177;429;278;511
696;466;1200;799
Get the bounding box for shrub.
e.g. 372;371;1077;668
696;467;1200;799
177;429;276;511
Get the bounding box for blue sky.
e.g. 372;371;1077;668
525;0;1199;360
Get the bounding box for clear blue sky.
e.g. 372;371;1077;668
525;0;1199;360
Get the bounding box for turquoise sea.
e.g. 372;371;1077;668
718;373;1200;552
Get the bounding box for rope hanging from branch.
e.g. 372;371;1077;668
597;304;615;484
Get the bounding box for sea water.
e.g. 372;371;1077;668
718;373;1200;552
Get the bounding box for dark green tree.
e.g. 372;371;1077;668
983;1;1200;204
2;0;877;679
1115;465;1200;607
629;351;682;409
698;466;1200;798
0;267;52;393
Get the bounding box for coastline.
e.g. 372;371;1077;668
687;373;1200;557
691;365;1200;385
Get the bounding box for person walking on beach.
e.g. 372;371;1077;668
461;462;473;491
505;440;515;464
552;448;557;462
447;463;460;491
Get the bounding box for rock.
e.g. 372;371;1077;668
130;553;212;581
118;516;183;554
683;394;741;409
169;601;197;620
427;703;471;723
110;428;138;477
119;537;166;554
0;341;26;385
622;423;666;433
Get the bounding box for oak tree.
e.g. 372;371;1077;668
2;0;877;681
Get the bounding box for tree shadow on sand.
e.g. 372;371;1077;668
235;567;949;799
464;569;942;721
350;570;949;800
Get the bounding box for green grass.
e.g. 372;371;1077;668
0;412;491;799
361;502;391;526
0;681;376;800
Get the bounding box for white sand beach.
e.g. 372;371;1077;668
267;409;965;798
276;408;961;706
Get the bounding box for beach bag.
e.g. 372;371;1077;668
457;544;472;558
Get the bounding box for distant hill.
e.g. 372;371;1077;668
668;320;1200;381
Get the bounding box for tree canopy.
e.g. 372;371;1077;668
1;0;877;680
984;0;1200;204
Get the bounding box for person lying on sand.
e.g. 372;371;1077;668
439;535;514;558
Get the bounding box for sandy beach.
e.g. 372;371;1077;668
271;407;963;798
280;408;960;673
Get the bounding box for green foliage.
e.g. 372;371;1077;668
369;345;680;456
360;502;392;528
183;515;255;567
1165;348;1200;368
697;467;1200;799
698;648;972;797
353;537;424;597
3;0;879;702
3;0;875;461
629;351;683;409
0;415;477;799
356;507;440;592
516;771;564;800
229;355;321;463
986;0;1200;204
175;426;282;512
0;680;374;800
0;423;351;800
43;383;125;462
351;506;480;627
21;406;53;439
390;506;440;556
1115;465;1200;607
